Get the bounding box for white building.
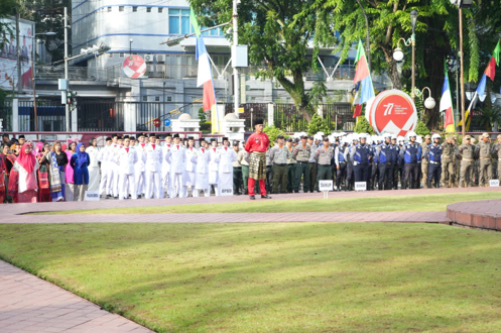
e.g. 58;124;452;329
61;0;391;132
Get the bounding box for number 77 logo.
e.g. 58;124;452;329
383;103;394;116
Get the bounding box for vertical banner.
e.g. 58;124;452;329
267;103;274;127
0;18;35;92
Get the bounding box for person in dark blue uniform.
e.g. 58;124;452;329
400;131;422;189
426;134;443;188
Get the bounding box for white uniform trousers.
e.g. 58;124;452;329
99;163;110;195
145;171;162;199
162;168;170;198
112;164;120;197
169;172;186;198
88;167;100;192
119;173;136;200
134;167;145;197
105;163;117;196
185;171;196;196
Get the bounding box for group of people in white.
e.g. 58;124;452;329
97;133;237;200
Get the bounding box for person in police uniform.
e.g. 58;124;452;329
351;133;372;187
477;132;492;187
307;136;318;192
344;135;359;191
491;134;501;179
286;138;296;193
400;131;421;189
458;135;476;187
269;135;290;194
315;137;334;187
232;141;243;195
440;135;456;188
293;135;311;193
335;137;348;191
421;134;431;186
426;134;442;188
375;133;392;190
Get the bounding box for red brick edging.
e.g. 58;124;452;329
447;199;501;231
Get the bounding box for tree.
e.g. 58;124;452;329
189;0;336;122
0;0;19;45
307;113;330;135
354;114;375;135
315;0;498;130
263;125;288;148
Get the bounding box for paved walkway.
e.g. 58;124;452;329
0;186;498;332
0;261;152;333
1;186;497;224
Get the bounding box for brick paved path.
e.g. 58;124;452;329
0;186;498;332
0;186;497;223
0;260;152;333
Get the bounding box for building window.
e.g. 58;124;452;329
167;96;172;102
132;6;137;12
169;9;190;35
119;6;124;12
158;7;163;13
155;96;160;102
120;53;124;57
107;6;111;12
142;96;148;101
146;7;151;13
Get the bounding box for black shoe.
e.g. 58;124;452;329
249;195;256;200
261;195;272;199
114;196;118;199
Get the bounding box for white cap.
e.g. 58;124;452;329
397;135;405;143
383;133;392;139
432;133;441;140
407;131;417;138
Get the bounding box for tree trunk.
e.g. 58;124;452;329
382;47;402;89
276;73;313;122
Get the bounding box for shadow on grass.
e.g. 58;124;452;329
1;223;501;332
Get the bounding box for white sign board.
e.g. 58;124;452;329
355;181;367;192
490;179;500;187
220;187;234;196
319;180;333;192
84;191;100;201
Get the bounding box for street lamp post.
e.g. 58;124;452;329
392;10;418;100
64;6;70;132
449;0;473;137
410;10;418;101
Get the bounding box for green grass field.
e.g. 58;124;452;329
1;222;500;333
31;192;501;215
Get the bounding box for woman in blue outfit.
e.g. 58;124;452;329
70;142;90;201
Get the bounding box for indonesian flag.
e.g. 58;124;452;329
440;63;455;133
196;37;217;112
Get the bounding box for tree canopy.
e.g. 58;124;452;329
190;0;336;121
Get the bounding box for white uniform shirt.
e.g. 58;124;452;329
144;143;162;173
196;147;210;174
185;146;198;172
86;146;100;168
219;146;237;173
168;144;186;174
118;146;137;175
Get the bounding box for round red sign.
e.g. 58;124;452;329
369;90;417;137
122;55;146;79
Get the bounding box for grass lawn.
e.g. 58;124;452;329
31;191;501;215
0;222;500;332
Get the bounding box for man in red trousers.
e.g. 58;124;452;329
244;119;272;200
